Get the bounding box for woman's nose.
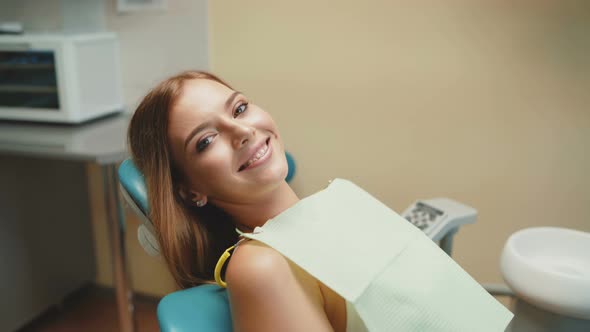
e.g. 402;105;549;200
226;120;255;149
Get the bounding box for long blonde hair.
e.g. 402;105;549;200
127;71;239;288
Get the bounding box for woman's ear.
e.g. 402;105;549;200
190;190;208;207
179;186;208;207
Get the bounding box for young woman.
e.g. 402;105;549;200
127;71;356;331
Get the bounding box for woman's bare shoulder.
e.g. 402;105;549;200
225;240;289;291
224;240;333;332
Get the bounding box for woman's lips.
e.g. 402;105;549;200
238;137;272;172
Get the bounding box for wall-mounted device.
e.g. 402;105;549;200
402;198;477;242
0;32;123;123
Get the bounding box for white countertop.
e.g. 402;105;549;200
0;112;129;165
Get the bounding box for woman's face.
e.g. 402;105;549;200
167;79;288;205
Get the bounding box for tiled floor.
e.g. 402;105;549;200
17;286;159;332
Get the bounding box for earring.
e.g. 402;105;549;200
195;199;206;207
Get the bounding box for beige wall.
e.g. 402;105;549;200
89;0;590;296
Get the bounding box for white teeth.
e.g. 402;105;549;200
242;144;268;169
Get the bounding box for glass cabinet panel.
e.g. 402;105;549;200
0;51;60;109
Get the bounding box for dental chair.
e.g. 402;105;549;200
118;153;471;332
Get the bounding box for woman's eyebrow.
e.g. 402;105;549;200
225;91;242;111
183;91;243;151
184;121;211;150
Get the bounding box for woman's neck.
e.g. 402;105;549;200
216;181;300;233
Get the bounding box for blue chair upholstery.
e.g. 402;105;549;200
157;284;233;332
118;159;149;214
118;152;296;332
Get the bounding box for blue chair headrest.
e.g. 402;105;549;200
118;158;149;215
285;151;296;183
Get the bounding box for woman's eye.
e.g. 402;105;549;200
233;102;248;118
196;135;214;152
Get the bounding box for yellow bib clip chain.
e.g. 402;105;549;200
214;245;235;288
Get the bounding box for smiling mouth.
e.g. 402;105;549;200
238;137;271;172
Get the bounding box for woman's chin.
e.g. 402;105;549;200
246;164;288;185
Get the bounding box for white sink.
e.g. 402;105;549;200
501;227;590;320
